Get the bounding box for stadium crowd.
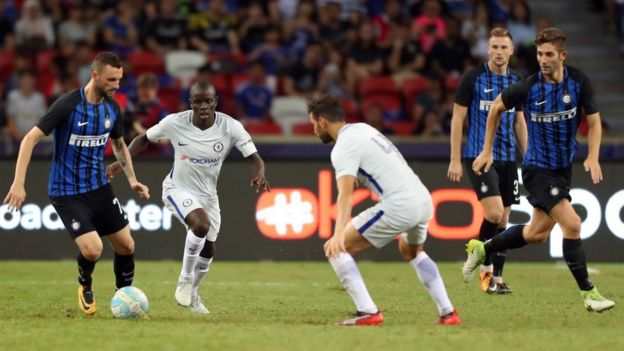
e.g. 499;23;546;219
0;0;602;157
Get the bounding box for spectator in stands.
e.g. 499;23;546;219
235;61;273;122
318;48;350;99
284;41;323;99
5;71;47;147
429;18;471;76
58;6;97;47
413;108;444;137
318;1;351;51
239;1;271;53
412;0;446;53
188;0;240;54
363;104;394;135
125;73;170;155
14;0;55;51
488;0;513;25
283;0;319;59
248;26;290;75
370;0;408;49
345;22;384;94
411;74;446;130
102;1;139;57
388;22;427;85
461;0;490;61
144;0;188;55
0;0;16;50
507;0;535;48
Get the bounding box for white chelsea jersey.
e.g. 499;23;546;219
146;110;257;198
331;123;429;203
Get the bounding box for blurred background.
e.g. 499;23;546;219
0;0;623;261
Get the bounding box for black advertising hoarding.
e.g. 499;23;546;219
1;160;623;261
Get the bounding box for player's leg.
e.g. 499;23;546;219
478;196;504;291
106;225;135;289
398;238;459;325
489;206;512;293
74;231;103;315
549;200;615;312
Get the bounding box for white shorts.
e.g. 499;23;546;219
162;187;221;242
351;200;433;249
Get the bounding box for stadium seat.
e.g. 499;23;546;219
36;50;58;74
159;87;182;112
231;73;250;94
0;50;14;82
270;96;309;135
209;74;231;97
165;50;206;87
358;76;399;98
342;98;360;122
445;74;460;91
362;95;404;121
387;120;417;136
402;76;430;118
130;51;165;75
292;122;315;135
244;121;283;135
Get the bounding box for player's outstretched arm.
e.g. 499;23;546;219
584;112;603;184
110;137;150;199
247;152;270;192
514;111;528;158
473;94;506;175
3;127;46;212
106;133;152;180
448;103;467;182
324;176;356;258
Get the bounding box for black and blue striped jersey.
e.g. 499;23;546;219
37;88;124;197
456;63;523;161
502;66;597;170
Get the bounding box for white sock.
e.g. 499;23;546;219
192;256;213;296
410;252;454;316
329;252;377;314
480;264;493;273
180;230;205;280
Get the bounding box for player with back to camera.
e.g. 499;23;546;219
3;52;150;316
308;95;461;326
465;27;615;312
107;81;270;314
448;27;527;294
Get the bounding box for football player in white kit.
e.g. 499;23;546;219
308;95;460;326
107;81;270;313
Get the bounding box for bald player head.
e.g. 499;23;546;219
189;81;218;121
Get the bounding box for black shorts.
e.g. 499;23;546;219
463;159;520;207
522;166;572;213
50;183;129;239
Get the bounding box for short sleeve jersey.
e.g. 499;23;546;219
37;88;124;197
455;63;523;161
502;65;598;169
146;110;257;198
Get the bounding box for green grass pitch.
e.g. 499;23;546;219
0;261;622;351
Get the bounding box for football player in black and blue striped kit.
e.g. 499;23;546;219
464;28;614;312
448;28;526;294
3;52;150;316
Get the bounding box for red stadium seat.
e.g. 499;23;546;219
244;121;283;135
358;76;398;98
209;74;231;97
342;98;360;122
0;50;14;81
402;76;429;99
36;50;58;74
445;74;460;91
292;122;315;135
159;87;182;112
231;73;250;94
387;120;416;135
130;51;165;75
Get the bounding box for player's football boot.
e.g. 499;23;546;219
462;240;486;282
582;287;615;313
339;311;384;326
436;309;461;325
486;280;513;295
175;277;193;307
78;284;96;316
190;295;210;314
479;270;493;292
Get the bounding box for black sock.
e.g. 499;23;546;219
563;238;594;291
479;219;499;265
492;227;507;277
77;254;96;288
114;253;135;289
484;225;527;257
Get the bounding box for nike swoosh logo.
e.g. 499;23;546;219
535;101;547;106
484;88;494;93
78;121;89;126
178;142;188;146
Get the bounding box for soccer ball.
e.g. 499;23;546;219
110;286;149;319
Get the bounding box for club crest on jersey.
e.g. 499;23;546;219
213;142;224;152
562;94;571;104
105;118;111;129
480;183;488;193
71;219;81;231
550;186;560;197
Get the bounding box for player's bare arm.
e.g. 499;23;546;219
584;112;603;184
110;137;150;199
324;175;356;258
3;127;46;211
447;103;468;182
513;110;528;158
107;133;151;180
473;94;506;175
247;152;270;193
